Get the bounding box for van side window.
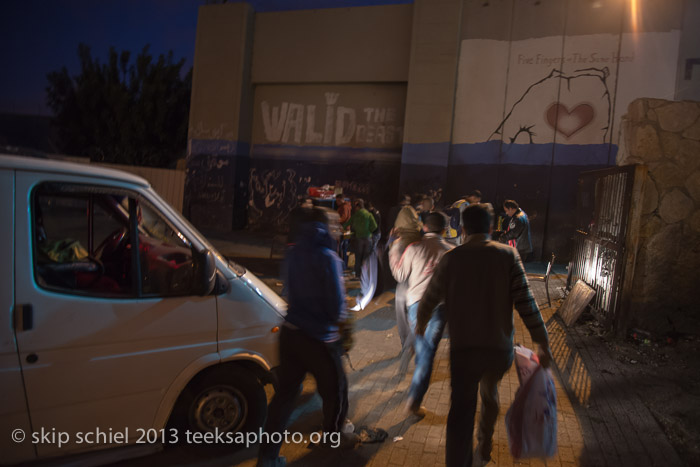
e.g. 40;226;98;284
33;185;135;296
32;183;197;299
137;202;196;297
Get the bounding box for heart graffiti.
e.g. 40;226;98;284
545;103;595;138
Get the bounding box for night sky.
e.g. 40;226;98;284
0;0;412;116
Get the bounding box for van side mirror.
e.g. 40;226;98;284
213;269;231;295
192;248;216;296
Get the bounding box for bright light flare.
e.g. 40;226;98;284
630;0;640;33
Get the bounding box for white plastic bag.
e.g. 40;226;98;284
355;250;378;310
506;345;558;459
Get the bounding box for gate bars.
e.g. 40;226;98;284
568;165;637;332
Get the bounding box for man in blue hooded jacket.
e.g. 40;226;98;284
258;208;354;466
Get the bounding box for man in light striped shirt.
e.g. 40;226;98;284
416;203;552;467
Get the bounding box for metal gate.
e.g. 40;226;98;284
568;165;637;331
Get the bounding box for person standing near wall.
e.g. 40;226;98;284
367;201;382;251
389;212;453;416
343;198;378;279
336;194;352;269
386;194;411;238
466;190;482;205
416;203;551;466
499;199;533;262
419;196;436;223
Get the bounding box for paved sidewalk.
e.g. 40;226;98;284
118;234;683;466
213;272;679;466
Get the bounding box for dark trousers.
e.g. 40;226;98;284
446;348;513;467
259;326;348;461
339;238;349;268
353;237;371;277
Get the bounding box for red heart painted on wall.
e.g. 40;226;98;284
546;103;595;138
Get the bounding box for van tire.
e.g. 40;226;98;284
174;367;267;437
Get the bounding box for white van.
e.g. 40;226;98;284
0;155;286;464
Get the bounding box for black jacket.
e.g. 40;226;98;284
500;209;532;259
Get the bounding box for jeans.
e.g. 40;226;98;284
407;302;446;403
395;281;413;350
258;326;348;462
446;348;513;467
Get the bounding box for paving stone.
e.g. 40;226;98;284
118;270;684;467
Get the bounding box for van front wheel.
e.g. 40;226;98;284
184;368;266;435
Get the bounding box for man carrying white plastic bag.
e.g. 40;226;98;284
416;203;553;467
507;345;558;459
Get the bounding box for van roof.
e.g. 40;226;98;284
0;154;151;188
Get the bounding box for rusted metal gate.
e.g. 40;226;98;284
568;165;637;331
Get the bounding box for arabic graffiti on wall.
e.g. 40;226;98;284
248;168;311;228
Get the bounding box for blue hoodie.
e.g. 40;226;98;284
283;221;347;343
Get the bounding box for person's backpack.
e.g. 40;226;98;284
444;199;467;238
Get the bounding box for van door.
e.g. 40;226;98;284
0;169;36;463
13;174;217;458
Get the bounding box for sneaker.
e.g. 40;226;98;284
404;397;427;418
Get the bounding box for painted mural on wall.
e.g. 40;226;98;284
490;67;612;145
260;92;403;147
253;84;406;150
249;84;406;229
453;30;681;165
447;0;684;260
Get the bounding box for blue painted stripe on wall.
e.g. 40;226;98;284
450;142;616;166
252;144;401;162
189;139;250;157
552;143;617;166
450;141;501;165
402;142;450;166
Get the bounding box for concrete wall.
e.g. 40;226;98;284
252;5;412;83
245;4;413;230
185;0;699;248
677;0;700;101
617;98;700;334
249;83;406;229
186;2;254;231
399;0;462;202
439;0;687;260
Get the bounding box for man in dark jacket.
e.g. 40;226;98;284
500;199;533;261
258;208;356;466
417;203;551;466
